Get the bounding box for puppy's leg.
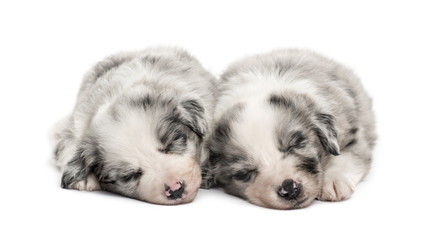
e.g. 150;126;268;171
318;151;370;201
72;174;101;191
56;129;102;191
61;153;101;192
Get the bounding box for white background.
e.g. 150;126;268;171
1;0;438;239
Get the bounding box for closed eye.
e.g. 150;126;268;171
233;169;258;182
101;179;116;184
289;131;307;150
119;169;143;183
158;134;188;154
100;169;143;185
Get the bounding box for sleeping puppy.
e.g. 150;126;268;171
201;49;376;209
53;47;216;205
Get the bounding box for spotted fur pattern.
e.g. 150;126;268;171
53;47;216;205
201;49;376;209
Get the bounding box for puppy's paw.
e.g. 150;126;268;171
72;175;101;191
318;175;354;201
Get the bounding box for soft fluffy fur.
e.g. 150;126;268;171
201;49;376;209
53;47;216;205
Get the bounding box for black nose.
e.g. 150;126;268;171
277;179;301;200
165;182;185;200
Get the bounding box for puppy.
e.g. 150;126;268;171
53;47;216;205
201;49;376;209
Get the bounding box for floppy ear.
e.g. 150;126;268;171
61;137;102;189
178;99;208;138
200;159;217;189
313;113;340;155
201;146;223;189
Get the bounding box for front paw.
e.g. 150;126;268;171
318;176;354;201
71;175;101;191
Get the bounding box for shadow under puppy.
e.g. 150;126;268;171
201;49;376;209
53;47;216;205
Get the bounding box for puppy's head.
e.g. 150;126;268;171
202;93;339;209
62;91;206;205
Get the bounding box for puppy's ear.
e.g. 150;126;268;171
200;159;217;189
178;99;208;138
61;137;102;189
313;113;340;155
